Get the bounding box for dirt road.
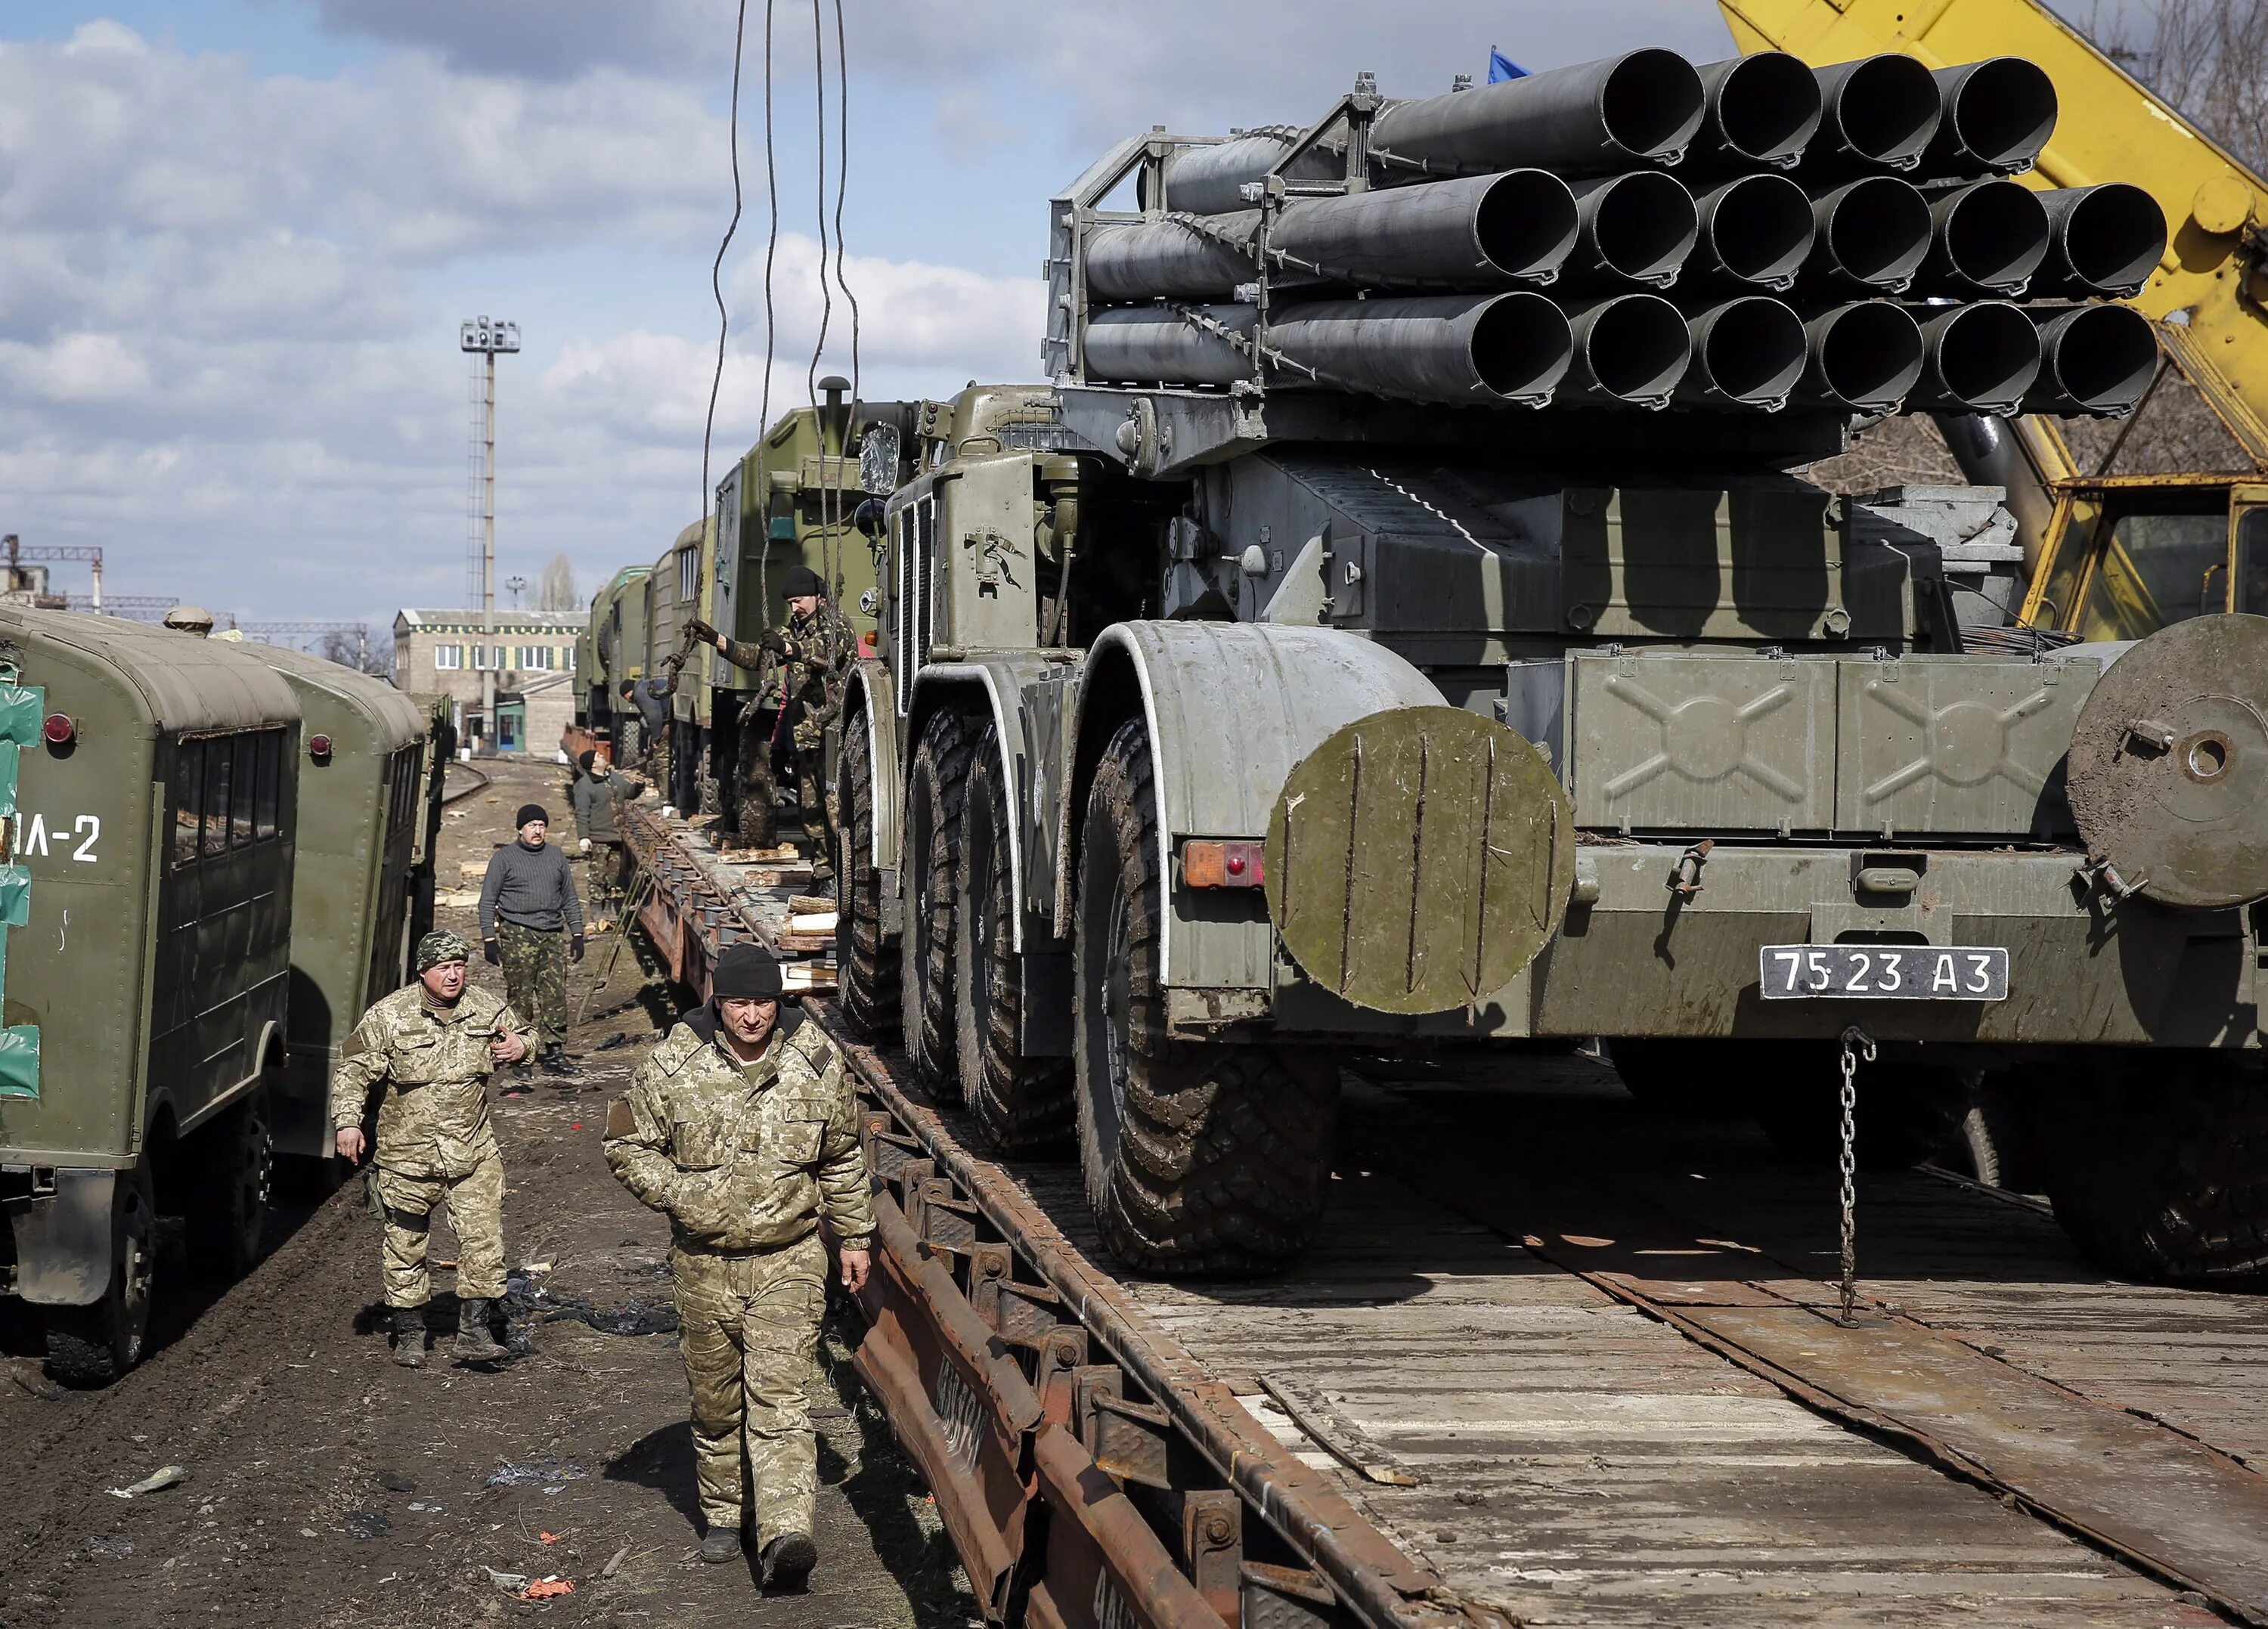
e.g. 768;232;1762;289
0;760;974;1629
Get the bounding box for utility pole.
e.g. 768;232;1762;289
460;316;520;754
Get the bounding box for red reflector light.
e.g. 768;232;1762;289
1182;839;1265;889
308;734;333;762
42;713;75;748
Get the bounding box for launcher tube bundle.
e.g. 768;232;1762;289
1055;48;2167;418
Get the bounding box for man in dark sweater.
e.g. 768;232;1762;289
479;804;585;1082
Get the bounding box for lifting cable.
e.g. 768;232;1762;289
700;0;751;590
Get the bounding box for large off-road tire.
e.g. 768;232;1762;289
900;708;973;1098
1745;1048;1969;1172
834;721;900;1039
2043;1053;2268;1281
186;1085;274;1281
1950;1075;2043;1192
956;723;1073;1152
1074;719;1339;1276
45;1157;157;1387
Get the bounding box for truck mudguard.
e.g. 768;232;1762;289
1067;622;1445;988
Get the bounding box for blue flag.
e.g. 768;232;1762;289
1489;47;1527;82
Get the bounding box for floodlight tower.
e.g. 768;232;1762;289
460;316;520;751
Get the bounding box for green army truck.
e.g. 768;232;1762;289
239;641;432;1187
823;51;2268;1284
575;564;652;761
698;379;923;844
645;516;711;813
0;609;302;1381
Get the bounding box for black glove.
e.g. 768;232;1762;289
758;627;790;655
686;616;718;646
484;939;501;965
571;934;586;963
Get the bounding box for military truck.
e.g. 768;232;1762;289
240;641;432;1188
644;517;712;812
575;564;652;760
0;609;303;1380
820;49;2266;1282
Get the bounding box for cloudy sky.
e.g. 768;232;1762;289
4;2;1765;629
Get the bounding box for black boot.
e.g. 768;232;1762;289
451;1297;509;1364
390;1305;426;1368
540;1044;583;1079
761;1532;816;1590
699;1527;742;1565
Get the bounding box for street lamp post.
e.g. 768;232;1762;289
460;316;520;754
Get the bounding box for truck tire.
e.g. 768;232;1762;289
45;1158;157;1387
1950;1076;2043;1192
901;708;973;1098
956;724;1073;1152
1074;719;1338;1275
834;723;900;1038
2043;1054;2268;1281
185;1086;274;1281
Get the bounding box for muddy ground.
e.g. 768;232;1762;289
0;759;976;1629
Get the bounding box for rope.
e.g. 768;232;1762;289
699;0;750;573
755;0;779;626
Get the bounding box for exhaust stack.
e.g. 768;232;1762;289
1797;300;1924;413
1678;297;1808;409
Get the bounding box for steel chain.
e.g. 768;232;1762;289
1837;1025;1875;1326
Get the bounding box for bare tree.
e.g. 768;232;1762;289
537;553;578;612
315;626;391;677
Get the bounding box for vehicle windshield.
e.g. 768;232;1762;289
2077;508;2228;641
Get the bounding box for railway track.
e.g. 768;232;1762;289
621;803;2268;1629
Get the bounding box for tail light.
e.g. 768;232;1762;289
308;734;333;763
42;713;76;749
1182;839;1265;889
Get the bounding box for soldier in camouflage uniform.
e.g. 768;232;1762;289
603;942;874;1584
688;563;854;881
332;930;533;1367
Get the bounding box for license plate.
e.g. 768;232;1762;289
1759;944;2009;1001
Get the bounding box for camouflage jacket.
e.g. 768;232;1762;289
603;1006;875;1254
718;602;854;729
328;983;533;1178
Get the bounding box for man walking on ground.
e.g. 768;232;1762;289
602;943;873;1586
687;563;854;881
332;930;531;1368
479;804;585;1085
568;750;631;917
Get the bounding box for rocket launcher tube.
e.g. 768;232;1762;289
1263;293;1575;406
1558;293;1692;409
1084;216;1261;303
1926;58;2058;176
1809;55;1942;173
1796;300;1924;412
1688;172;1816;290
1905;301;2044;414
1805;175;1932;292
2031;184;2170;299
1565;172;1698;288
1694;52;1823;170
1677;297;1808;410
1367;49;1705;179
1263;169;1580;290
1082;305;1256;387
2028;303;2159;416
1921;179;2050;297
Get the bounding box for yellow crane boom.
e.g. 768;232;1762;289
1719;0;2268;468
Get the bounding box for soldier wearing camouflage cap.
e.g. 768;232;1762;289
603;942;873;1584
331;929;535;1367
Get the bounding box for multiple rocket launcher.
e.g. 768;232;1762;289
1074;49;2168;417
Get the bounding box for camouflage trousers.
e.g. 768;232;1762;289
372;1151;507;1307
737;709;832;877
671;1230;829;1537
497;921;569;1047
